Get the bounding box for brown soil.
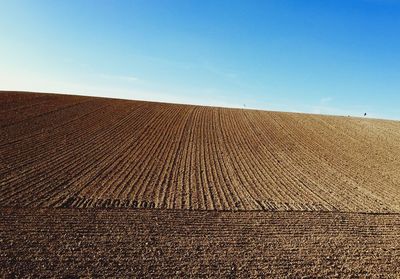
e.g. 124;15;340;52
1;91;400;277
1;208;399;278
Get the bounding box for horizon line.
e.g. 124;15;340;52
2;89;398;122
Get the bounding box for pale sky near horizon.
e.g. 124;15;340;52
1;0;400;120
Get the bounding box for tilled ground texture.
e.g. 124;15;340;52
1;208;399;278
1;92;400;213
1;91;400;277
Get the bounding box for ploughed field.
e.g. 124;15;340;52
1;208;399;278
1;91;400;212
1;91;400;277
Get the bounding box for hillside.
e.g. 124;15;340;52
1;91;400;277
1;91;400;212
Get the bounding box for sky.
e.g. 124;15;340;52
0;0;399;120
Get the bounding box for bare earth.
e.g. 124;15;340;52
1;91;400;277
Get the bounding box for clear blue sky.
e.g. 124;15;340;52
1;0;399;120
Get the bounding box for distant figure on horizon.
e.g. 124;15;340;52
364;113;367;117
